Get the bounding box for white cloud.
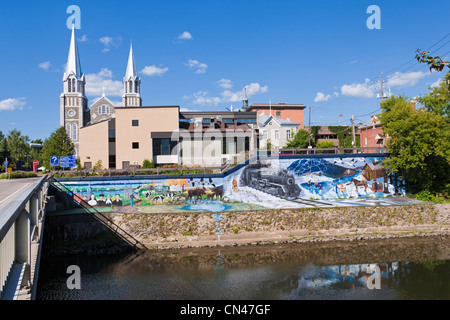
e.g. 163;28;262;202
430;78;442;88
85;68;123;97
99;36;121;53
100;36;114;46
217;78;233;89
314;92;331;102
78;35;88;42
0;97;26;111
186;59;208;74
190;82;268;106
180;107;200;112
178;31;193;40
386;71;429;88
341;78;376;98
141;65;169;76
38;61;52;72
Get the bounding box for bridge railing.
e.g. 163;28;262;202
0;175;49;300
48;177;147;251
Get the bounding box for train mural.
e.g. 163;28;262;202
59;155;406;213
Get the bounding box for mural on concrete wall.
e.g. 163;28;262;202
61;156;406;213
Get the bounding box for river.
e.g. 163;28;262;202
36;236;450;300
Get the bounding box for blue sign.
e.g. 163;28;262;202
50;156;59;166
60;156;76;168
4;160;8;168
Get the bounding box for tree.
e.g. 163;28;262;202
415;73;450;119
284;129;311;149
7;129;30;168
0;132;9;166
415;49;450;74
379;95;450;193
42;127;75;170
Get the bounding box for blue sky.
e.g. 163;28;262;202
0;0;449;140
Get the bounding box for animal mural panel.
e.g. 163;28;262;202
60;156;406;213
64;177;227;213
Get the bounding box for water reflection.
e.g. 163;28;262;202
37;236;450;300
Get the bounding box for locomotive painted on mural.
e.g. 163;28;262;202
240;161;301;199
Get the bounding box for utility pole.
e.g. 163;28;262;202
380;71;384;101
351;115;357;153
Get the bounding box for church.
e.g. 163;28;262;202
60;25;260;170
60;25;142;158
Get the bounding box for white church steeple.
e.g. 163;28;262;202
122;42;142;107
60;24;88;158
64;24;83;81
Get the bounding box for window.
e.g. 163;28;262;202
276;111;281;116
236;118;256;124
68;79;72;92
132;142;139;149
73;123;77;140
275;130;280;140
153;139;177;156
132;120;139;126
286;130;291;139
72;79;76;92
66;123;71;137
262;130;268;140
129;81;133;93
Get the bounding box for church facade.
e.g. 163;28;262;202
60;25;142;157
60;25;260;170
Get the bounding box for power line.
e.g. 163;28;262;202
314;32;450;111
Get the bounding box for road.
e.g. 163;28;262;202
0;177;40;211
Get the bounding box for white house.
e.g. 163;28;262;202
258;114;299;150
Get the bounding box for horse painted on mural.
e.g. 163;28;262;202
348;178;368;192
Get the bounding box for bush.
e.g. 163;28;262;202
316;141;334;148
414;190;445;204
142;159;155;169
0;171;38;179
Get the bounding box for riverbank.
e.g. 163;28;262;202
114;202;450;250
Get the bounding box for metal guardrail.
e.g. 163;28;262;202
50;165;227;178
0;175;49;300
49;148;387;178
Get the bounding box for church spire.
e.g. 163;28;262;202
124;42;138;80
242;87;249;109
122;42;142;107
64;23;83;81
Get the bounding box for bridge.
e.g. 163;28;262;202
0;176;49;300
